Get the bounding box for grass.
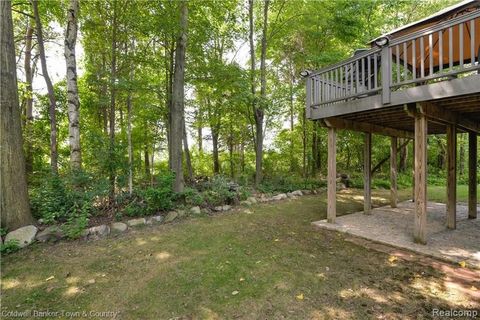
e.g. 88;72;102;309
1;187;478;319
427;184;479;203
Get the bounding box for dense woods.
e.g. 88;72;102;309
2;0;474;233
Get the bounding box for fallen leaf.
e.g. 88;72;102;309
459;261;467;268
232;290;239;295
45;276;55;281
239;278;245;282
296;293;304;300
470;286;477;291
274;238;280;242
388;256;398;263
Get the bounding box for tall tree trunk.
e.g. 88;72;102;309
109;0;117;201
289;71;295;172
170;1;188;192
101;54;108;134
24;18;34;174
212;126;220;174
127;76;133;195
33;0;58;174
183;117;193;181
1;0;35;229
65;0;81;170
144;144;150;178
228;124;234;178
254;0;269;186
196;109;203;153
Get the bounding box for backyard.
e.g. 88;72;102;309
1;187;478;319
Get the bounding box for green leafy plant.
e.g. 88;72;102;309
1;239;20;255
61;203;90;239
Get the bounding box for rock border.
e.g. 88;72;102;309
3;189;313;250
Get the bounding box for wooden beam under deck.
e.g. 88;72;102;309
469;133;478;220
406;103;480;134
390;137;397;208
414;111;428;245
364;133;372;215
327;127;336;223
322;117;414;139
446;124;457;229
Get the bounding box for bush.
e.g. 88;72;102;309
181;187;205;206
202;175;236;206
30;175;71;223
141;174;175;213
1;240;20;255
258;176;324;194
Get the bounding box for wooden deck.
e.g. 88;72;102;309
304;4;479;244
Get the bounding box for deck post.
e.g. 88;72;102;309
327;127;336;223
412;139;415;202
446;124;457;229
390;136;398;208
414;109;427;244
468;132;477;219
364;132;372;214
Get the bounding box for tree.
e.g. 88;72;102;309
170;1;188;192
24;17;34;174
1;0;35;229
32;0;58;174
65;0;82;170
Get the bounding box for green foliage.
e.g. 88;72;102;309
61;203;90;240
1;239;20;255
258;176;325;194
141;174;176;213
181;188;205;207
202;176;237;206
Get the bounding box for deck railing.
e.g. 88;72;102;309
306;9;480;111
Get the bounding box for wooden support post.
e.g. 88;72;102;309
390;136;398;208
412;139;415;202
446;124;457;229
414;111;427;244
364;133;372;214
469;132;477;219
327;127;336;223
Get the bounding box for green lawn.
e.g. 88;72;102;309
427;185;479;203
1;188;477;319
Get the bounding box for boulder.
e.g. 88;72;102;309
213;206;224;212
272;193;287;201
292;190;303;196
127;218;146;227
110;222;128;233
88;225;110;239
247;197;257;204
5;225;38;248
176;210;186;217
36;226;63;243
336;182;346;191
240;200;251;206
164;211;178;223
150;215;164;223
190;206;201;215
222;205;232;211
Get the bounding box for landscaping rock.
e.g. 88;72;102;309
222;205;232;211
110;222;128;233
165;211;178;223
127;218;146;227
240;200;251;206
36;226;63;243
5;225;38;248
247;197;257;204
190;206;201;215
213;206;224;212
272;193;287;201
292;190;303;196
88;225;110;239
150;215;164;223
336;182;346;191
176;209;186;217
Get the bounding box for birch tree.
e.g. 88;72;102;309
65;0;82;170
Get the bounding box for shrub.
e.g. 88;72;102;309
30;175;71;223
202;175;236;206
141;174;175;213
61;202;90;239
181;187;205;206
1;240;20;255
